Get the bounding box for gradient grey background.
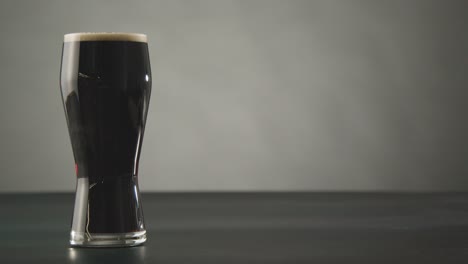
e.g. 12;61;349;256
0;0;467;192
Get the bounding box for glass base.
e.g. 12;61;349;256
70;230;146;247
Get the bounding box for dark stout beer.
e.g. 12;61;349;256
60;33;151;246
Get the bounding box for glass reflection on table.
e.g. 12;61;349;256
67;246;146;264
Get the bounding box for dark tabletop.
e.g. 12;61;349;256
1;192;468;263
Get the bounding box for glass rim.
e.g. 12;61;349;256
64;32;147;43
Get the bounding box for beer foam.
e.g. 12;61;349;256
64;32;147;43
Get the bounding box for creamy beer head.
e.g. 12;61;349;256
64;32;147;43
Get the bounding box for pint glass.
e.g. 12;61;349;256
60;33;151;247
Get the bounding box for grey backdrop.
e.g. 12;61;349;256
0;0;467;192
